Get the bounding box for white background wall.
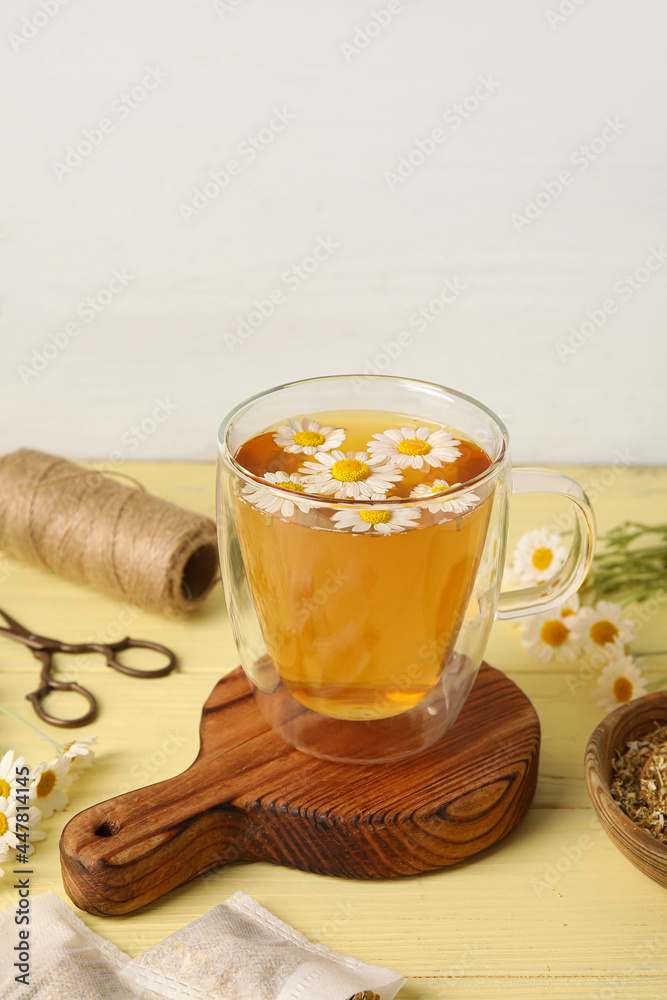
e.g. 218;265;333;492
1;0;666;464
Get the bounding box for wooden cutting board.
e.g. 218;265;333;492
60;663;540;916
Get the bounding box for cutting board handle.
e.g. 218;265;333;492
60;671;273;915
60;665;540;916
60;760;255;915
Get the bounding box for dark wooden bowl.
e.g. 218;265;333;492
585;690;667;889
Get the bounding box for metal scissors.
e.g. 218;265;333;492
0;606;178;728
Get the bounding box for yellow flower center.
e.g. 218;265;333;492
36;770;56;797
331;459;370;482
561;608;576;618
281;481;305;493
0;813;7;836
430;482;449;494
359;510;392;525
613;676;633;702
590;620;619;646
540;620;569;647
398;438;431;457
0;779;10;798
532;547;553;571
294;430;325;448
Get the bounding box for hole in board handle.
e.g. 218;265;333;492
94;820;122;837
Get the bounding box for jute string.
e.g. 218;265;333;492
0;449;219;617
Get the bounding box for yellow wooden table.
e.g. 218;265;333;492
1;463;666;998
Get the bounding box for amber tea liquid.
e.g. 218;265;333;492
234;410;492;721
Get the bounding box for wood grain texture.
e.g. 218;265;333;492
59;661;540;915
585;689;667;889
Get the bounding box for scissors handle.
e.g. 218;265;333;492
26;668;98;728
100;638;178;678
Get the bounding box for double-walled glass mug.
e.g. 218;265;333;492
217;376;595;764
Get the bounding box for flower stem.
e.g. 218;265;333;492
0;705;63;752
585;521;667;602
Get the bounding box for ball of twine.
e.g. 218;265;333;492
0;449;219;617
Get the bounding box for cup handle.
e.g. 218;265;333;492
496;468;596;620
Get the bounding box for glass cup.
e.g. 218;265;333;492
216;375;595;764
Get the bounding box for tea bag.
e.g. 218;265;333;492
120;891;405;1000
0;890;155;1000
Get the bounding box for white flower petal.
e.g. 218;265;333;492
510;527;568;585
298;450;402;500
409;480;479;516
29;756;72;819
0;750;28;797
383;429;403;444
331;506;420;534
241;472;313;517
273;418;346;455
519;604;583;663
593;654;647;713
0;796;18;851
569;600;635;655
367;426;461;472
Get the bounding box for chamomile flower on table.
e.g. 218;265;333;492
569;599;635;656
331;506;421;534
558;592;580;618
410;480;480;515
242;472;313;518
593;653;647;713
519;598;582;663
0;749;28;799
29;755;72;820
298;450;402;500
511;527;568;585
0;840;14;877
273;417;346;455
367;426;461;471
501;562;524;590
0;796;18;854
61;735;98;780
16;805;46;856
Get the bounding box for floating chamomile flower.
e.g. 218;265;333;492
410;480;480;515
593;654;647;714
569;599;635;656
29;755;72;820
242;472;313;518
273;417;346;455
511;528;568;585
0;749;28;799
298;450;402;500
519;599;582;663
331;506;421;535
367;426;461;471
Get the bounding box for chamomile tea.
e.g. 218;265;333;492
231;409;493;722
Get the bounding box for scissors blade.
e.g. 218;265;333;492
0;605;34;638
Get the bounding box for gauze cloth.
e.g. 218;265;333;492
0;890;155;1000
0;890;405;1000
120;890;405;1000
